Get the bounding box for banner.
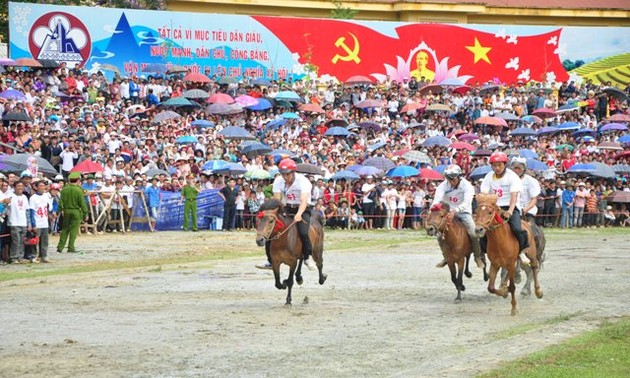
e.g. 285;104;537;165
8;2;630;86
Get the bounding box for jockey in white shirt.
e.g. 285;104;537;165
509;157;541;223
431;164;484;269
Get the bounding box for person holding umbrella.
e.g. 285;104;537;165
56;172;88;254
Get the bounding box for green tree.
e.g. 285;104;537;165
330;0;358;20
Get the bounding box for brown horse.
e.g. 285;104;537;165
425;203;482;302
474;194;543;315
255;199;327;305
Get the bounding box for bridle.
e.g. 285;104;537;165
427;209;452;234
255;211;299;241
475;204;502;232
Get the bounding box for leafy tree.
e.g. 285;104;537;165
330;0;358;20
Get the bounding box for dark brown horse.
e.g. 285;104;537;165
474;194;543;315
255;199;327;305
425;203;487;302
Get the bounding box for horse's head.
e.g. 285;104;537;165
255;199;285;246
425;202;451;236
474;193;501;237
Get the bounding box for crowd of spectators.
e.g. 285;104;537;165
1;62;629;263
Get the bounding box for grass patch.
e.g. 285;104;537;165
480;317;630;378
493;312;583;340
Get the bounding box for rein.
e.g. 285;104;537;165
428;210;453;234
256;211;300;241
476;204;504;232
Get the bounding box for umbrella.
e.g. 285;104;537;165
166;65;188;74
36;59;59;68
244;169;271;180
474;116;508;127
473;149;492;157
452;85;472;95
214;162;247;176
324;127;350;137
191;119;215;128
0;58;16;65
12;58;42;67
2;111;32;122
419;84;444;95
0;89;27;101
425;103;452;112
202;160;230;171
358;121;381;133
458;133;480;142
252;78;272;86
176;135;198;144
241;142;272;158
555;103;580;114
152;110;181;123
266;118;286;129
439;78;466;87
160;97;195;107
600;123;628;133
218;126;255;140
355;99;383;108
247;98;272;111
207;93;235;104
146;168;170;177
537;126;559;135
479;84;500;95
433;164;448;174
589;162;616;179
0;153;57;176
469;165;492;181
217;77;238;85
448;130;467;138
528;87;553;95
402;150;432;164
268;149;297;158
573;128;596;137
611;164;630;173
518;149;538;159
598;142;623;150
281;112;300;119
619;135;630;144
607;114;630;122
555;144;574;151
300;103;325;113
345;75;373;85
419;168;444;181
363;156;396;171
556;122;580;131
450;142;475;151
183;89;209;99
532;108;557;119
400;102;424;113
422;136;451;148
325;119;349;128
355;165;384;177
206;103;242;115
234;95;259;107
606;191;630;203
184;72;212;83
511;127;537;137
525;159;548;172
331;169;361;181
142;63;168;73
495;112;520;121
275;90;302;102
602;87;628;102
70;160;104;173
386;165;419;178
368;141;387;152
296;163;324;175
520;115;543;124
567;163;596;174
578;136;596;143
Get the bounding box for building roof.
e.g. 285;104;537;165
371;0;630;10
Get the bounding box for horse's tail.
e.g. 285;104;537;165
530;222;547;267
310;210;323;226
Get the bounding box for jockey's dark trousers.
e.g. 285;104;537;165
480;207;530;253
265;207;313;263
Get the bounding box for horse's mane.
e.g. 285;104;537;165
260;198;284;212
476;193;499;206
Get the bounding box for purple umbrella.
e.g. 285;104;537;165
363;156;395;171
355;165;383;176
537;126;559;135
600;123;628;132
0;89;27;101
358;121;381;133
458;133;479;142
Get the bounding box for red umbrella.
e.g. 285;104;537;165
452;85;472;95
450;141;476;151
393;148;411;157
12;58;43;67
419;84;444;95
532;108;557;119
447;129;467;138
458;133;480;142
183;72;212;83
206;92;235;104
345;75;373;85
300;103;325;113
71;160;104;173
607;113;630;122
400;102;424;113
355;99;383;108
325;118;349;127
474;116;508;127
419;168;444;181
614;151;630;160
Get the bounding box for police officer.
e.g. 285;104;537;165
57;172;88;253
431;164;484;269
256;158;317;271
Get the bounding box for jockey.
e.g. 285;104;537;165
510;157;541;223
431;164;484;269
479;152;530;252
256;158;317;271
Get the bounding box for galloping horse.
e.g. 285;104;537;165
255;199;327;305
474;194;543;315
425;203;486;302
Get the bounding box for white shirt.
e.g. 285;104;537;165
8;193;29;227
29;193;52;228
273;173;312;205
520;174;541;215
60;150;78;171
432;177;475;214
480;168;523;208
361;182;376;203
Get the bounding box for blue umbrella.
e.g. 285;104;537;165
573;128;596;137
525;159;548;172
202;160;229;171
619;135;630;144
511;127;537;137
433;164;448;174
589;162;616;179
521;115;542;124
281;112;300;119
325;127;350;137
331;169;360;181
275;90;302;102
386;165;419;178
346;164;363;172
355;165;383;176
556;103;579;113
368;141;387;152
422;136;451;147
600;123;628;133
252;78;272;86
160;97;194;107
537;126;558;135
469;165;492;181
439;78;465;86
363;157;395;171
218;126;255;140
266;118;287;130
556;122;580;131
241;142;272;157
518;149;538;159
191;119;215;128
0;89;27;101
612;164;630;173
268;149;297;158
567;163;597;174
247;98;272;111
176;135;198;144
578;136;596;143
214;162;248;176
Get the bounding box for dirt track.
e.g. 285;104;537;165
0;229;628;377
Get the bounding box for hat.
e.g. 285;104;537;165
578;182;586;186
366;175;374;179
560;180;566;185
20;170;33;178
607;205;612;210
86;174;94;179
68;172;81;180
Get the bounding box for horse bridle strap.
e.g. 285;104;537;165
476;205;503;231
256;211;300;241
428;210;452;233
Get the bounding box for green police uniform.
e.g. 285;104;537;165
182;184;199;231
57;175;88;253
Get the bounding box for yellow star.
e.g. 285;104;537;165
466;37;492;64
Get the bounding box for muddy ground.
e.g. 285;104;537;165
0;229;628;378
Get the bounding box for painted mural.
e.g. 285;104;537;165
8;3;630;86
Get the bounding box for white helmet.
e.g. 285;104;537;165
444;164;463;179
510;156;527;168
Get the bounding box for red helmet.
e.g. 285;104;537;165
278;158;297;174
489;152;508;164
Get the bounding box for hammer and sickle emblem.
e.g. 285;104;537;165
332;32;361;64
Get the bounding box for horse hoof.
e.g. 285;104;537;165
520;290;531;297
296;277;303;285
460;285;466;291
319;274;328;285
284;302;292;307
511;308;519;316
535;289;543;299
454;297;462;303
465;271;472;278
